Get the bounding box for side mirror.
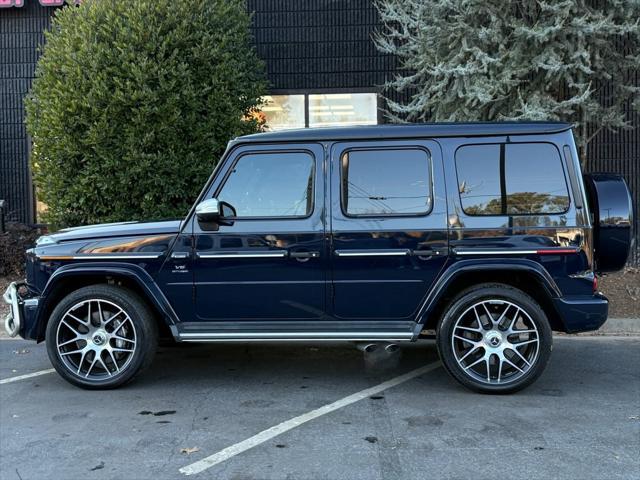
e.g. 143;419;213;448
195;198;221;223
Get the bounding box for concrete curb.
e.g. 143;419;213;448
573;318;640;336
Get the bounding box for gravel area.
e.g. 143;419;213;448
0;276;9;320
599;267;640;318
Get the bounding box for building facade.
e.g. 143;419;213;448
1;0;638;264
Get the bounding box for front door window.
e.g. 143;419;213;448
218;152;314;218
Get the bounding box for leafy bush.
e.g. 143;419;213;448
26;0;267;228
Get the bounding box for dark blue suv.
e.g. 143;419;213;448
3;123;633;393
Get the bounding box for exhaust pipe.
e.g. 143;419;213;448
355;342;378;353
355;342;400;354
384;343;399;354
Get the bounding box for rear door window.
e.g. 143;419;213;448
341;148;432;216
456;143;570;215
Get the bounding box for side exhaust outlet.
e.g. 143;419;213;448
355;342;378;353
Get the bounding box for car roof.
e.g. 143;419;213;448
233;122;573;144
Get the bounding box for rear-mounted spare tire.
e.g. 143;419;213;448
583;173;634;273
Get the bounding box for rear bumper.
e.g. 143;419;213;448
553;293;609;333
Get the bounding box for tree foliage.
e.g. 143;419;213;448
26;0;267;227
374;0;639;158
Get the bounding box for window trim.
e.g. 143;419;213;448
339;145;434;218
213;149;317;221
454;141;572;217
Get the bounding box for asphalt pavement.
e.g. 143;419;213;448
1;336;639;480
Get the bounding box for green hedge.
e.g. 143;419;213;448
26;0;267;228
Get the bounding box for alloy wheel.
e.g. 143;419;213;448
55;299;137;380
451;299;540;385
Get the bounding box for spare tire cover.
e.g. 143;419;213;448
583;173;634;273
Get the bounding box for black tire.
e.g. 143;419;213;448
436;283;552;394
45;284;158;389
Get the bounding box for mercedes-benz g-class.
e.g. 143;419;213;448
4;122;633;393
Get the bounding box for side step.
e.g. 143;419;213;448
173;321;416;342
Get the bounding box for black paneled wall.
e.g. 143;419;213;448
0;2;56;223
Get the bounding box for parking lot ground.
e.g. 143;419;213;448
1;336;639;480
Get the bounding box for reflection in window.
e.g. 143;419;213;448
456;145;502;215
341;148;431;216
456;143;570;215
220;237;243;249
261;95;305;130
218;152;314;218
309;93;377;127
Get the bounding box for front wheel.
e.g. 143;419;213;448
437;283;552;394
45;284;158;389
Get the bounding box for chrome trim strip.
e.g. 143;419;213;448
196;251;288;259
455;249;538;255
453;248;579;256
179;331;414;340
72;254;163;260
334;249;410;257
194;280;324;286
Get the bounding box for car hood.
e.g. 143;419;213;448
42;220;183;244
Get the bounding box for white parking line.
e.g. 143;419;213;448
0;369;55;385
179;361;441;476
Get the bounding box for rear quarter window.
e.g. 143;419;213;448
455;142;570;216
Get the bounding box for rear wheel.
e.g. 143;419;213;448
437;283;552;394
45;285;158;389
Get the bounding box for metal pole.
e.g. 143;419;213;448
0;200;5;233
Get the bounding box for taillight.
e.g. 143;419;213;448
593;275;598;293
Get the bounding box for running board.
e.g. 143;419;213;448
173;321;416;342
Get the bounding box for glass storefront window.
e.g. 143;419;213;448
308;93;377;127
260;95;305;130
260;93;378;130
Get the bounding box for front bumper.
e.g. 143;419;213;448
3;282;23;337
3;282;39;338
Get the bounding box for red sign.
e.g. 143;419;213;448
0;0;25;7
0;0;68;7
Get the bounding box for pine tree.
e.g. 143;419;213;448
374;0;639;160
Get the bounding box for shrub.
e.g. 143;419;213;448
0;224;41;277
26;0;267;228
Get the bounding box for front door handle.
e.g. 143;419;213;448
171;251;190;260
409;247;448;257
289;251;320;259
